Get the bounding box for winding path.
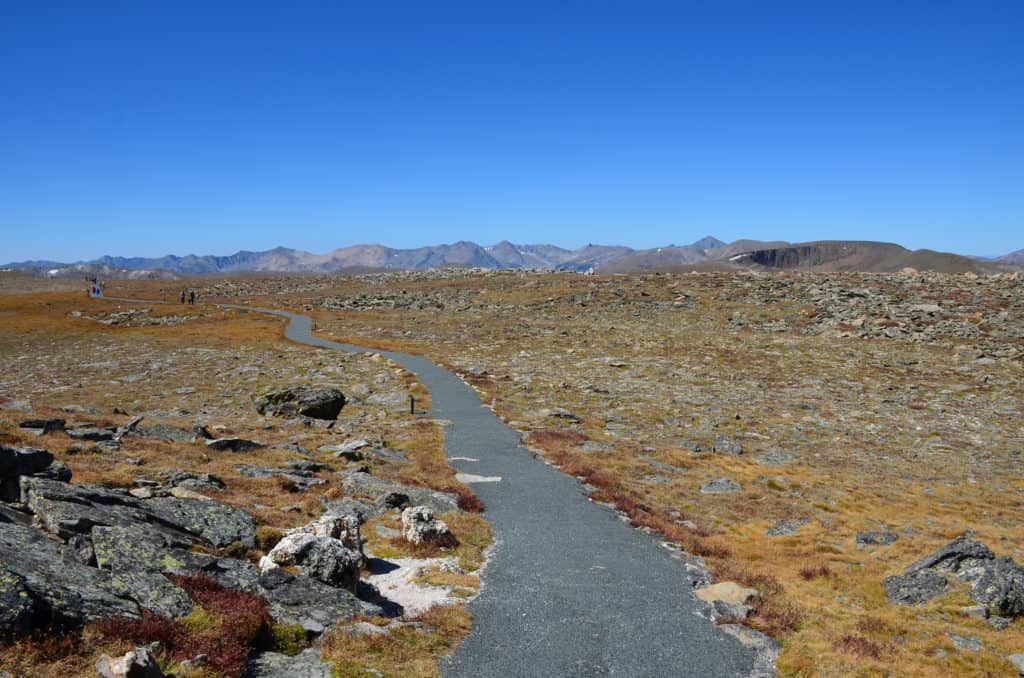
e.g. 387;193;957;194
214;305;757;677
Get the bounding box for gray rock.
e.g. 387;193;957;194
157;470;225;491
340;471;460;515
66;427;116;441
256;567;381;634
0;521;139;632
91;526;194;618
712;435;743;455
205;437;264;452
755;449;796;465
972;556;1024;617
1007;655;1024;675
857;531;899;547
883;569;948;605
255;386;345;421
699;478;742;494
95;646;165;678
948;633;983;651
22;477;255;548
246;648;333;678
266;533;360;591
766;519;809;537
17;418;65;435
711;599;753;621
134;424;197;442
401;506;454;546
234;464;327;492
990;616;1012;631
0;444;53;478
906;535;994;574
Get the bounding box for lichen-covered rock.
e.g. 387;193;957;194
91;526;194;618
255;386;345;421
905;535;995;574
21;477;255;548
0;521;139;631
883;569;949;605
401;506;454;546
341;471;460;515
205;437;264;452
246;648;333;678
972;556;1024;617
263;518;362;593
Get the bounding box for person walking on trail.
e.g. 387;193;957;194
179;290;186;304
189;290;196;305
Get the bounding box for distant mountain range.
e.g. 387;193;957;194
4;237;1021;278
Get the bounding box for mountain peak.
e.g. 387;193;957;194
689;235;726;250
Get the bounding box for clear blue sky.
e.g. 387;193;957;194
2;1;1021;262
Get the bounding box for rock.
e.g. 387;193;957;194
235;464;327;492
68;533;96;565
905;535;994;574
990;616;1012;631
95;646;165;678
34;461;72;482
134;424;197;442
205;437;264;452
264;515;364;592
766;519;808;537
66;427;116;441
285;460;330;473
246;648;333;678
401;506;454;546
712;434;743;455
255;386;345;421
694;581;760;606
0;444;53;479
256;567;380;634
699;478;741;494
972;556;1024;617
157;470;225;491
22;477;255;548
1007;655;1024;676
340;471;461;515
857;531;899;547
960;604;989;619
883;569;948;605
113;415;145;441
321;439;371;460
377;492;411;511
948;633;983;652
711;599;754;621
0;521;139;632
17;418;65;435
755;449;796;465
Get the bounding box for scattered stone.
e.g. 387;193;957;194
699;478;741;494
857;531;899;547
401;506;454;546
205;437;264;452
341;471;460;515
712;434;743;455
321;438;371;460
973;557;1024;617
990;616;1012;631
157;470;225;491
766;519;809;537
905;535;994;574
246;648;333;678
754;449;795;465
95;646;165;678
255;386;345;420
695;581;760;606
883;569;949;605
1007;655;1024;676
948;633;983;652
961;605;989;619
66;426;116;441
17;418;65;435
133;423;197;442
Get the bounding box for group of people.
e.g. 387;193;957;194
86;276;103;298
179;289;197;305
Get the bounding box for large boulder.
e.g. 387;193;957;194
0;445;53;478
21;477;255;548
401;506;454;547
905;535;994;574
972;557;1024;617
883;569;949;605
263;515;363;592
0;521;138;632
255;386;345;421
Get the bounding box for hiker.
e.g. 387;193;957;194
179;290;186;304
188;290;196;305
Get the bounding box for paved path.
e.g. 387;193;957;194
222;305;757;676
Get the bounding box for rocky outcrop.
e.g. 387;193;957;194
255;386;345;421
884;535;1024;617
22;477;256;548
401;506;454;546
340;471;460;516
95;646;165;678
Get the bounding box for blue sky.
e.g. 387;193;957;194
1;1;1021;262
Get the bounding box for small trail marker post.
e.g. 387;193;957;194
410;395;416;414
